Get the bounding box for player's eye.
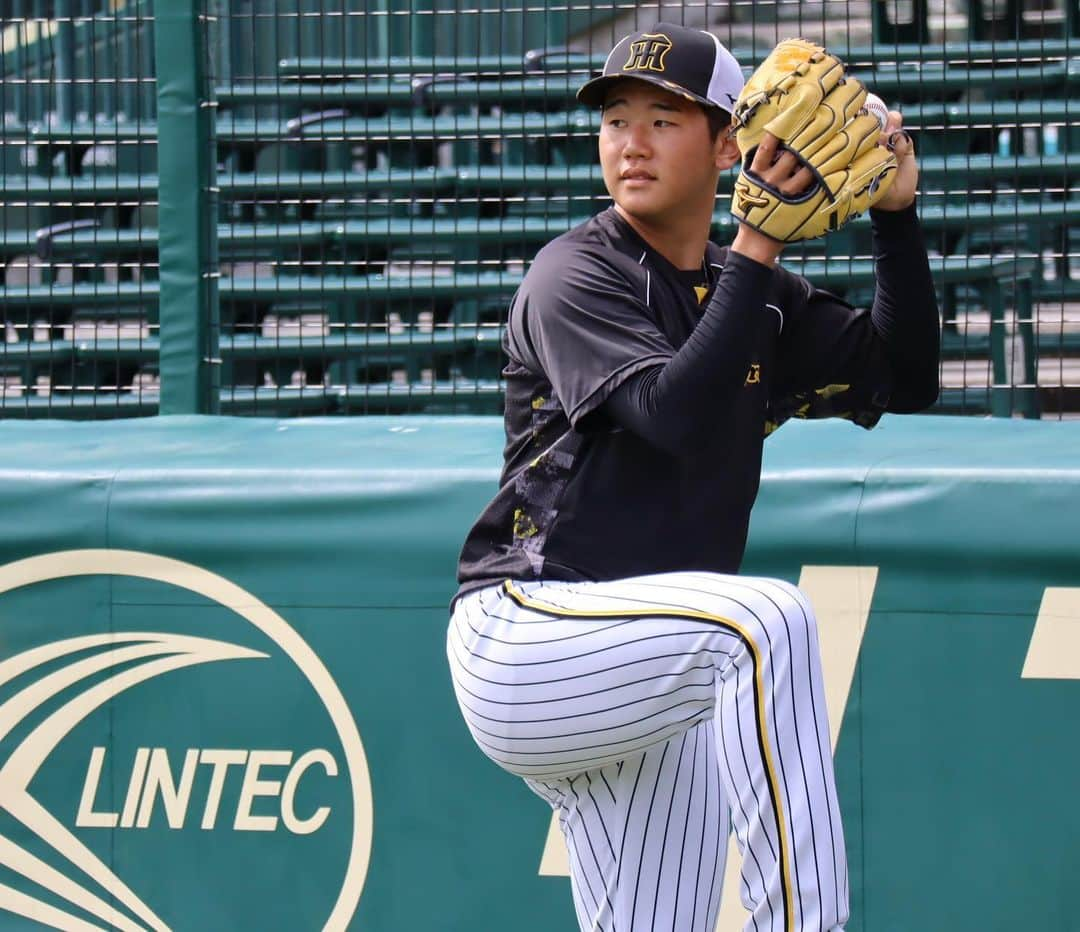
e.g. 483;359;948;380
654;119;675;128
606;118;627;128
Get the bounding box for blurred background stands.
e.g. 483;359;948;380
1;0;1078;417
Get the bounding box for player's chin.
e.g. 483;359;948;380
613;185;669;217
614;200;664;226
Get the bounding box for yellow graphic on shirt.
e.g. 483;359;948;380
745;363;762;385
694;285;709;304
512;508;538;539
815;383;850;399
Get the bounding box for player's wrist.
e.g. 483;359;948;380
730;225;783;267
869;178;917;212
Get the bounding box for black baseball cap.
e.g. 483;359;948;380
577;22;745;115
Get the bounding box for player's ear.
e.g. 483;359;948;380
714;124;741;170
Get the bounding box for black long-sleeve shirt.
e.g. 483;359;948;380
456;204;939;597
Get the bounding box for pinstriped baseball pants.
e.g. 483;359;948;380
446;573;849;932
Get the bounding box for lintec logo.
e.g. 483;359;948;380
0;549;372;931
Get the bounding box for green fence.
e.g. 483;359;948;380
3;1;1080;418
1;1;160;416
0;413;1078;930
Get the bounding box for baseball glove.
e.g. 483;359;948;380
730;38;897;242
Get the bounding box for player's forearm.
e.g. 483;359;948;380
604;252;773;456
869;203;941;411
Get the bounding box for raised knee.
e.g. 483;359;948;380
756;579;818;655
661;573;820;655
758;575;807;608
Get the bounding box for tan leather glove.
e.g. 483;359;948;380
730;38;897;242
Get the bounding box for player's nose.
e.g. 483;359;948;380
621;122;652;157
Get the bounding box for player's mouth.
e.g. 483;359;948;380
620;169;656;185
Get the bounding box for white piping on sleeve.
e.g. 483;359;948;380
638;252;650;307
765;303;784;333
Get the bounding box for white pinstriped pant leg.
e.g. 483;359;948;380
447;573;849;932
529;720;730;932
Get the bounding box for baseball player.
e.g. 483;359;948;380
447;23;938;932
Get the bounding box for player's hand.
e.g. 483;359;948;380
871;110;917;211
730;132;809;266
749;131;815;199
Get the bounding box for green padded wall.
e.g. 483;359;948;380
0;414;1077;930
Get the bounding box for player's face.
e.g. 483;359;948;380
599;81;730;226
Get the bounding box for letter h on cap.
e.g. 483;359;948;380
623;33;672;73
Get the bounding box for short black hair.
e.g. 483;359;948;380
703;105;732;142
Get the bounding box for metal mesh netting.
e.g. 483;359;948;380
3;0;1080;418
1;1;159;417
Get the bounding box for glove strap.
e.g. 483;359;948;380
731;90;770;129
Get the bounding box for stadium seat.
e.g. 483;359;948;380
277;37;1080;80
873;0;1079;43
255;61;1080;113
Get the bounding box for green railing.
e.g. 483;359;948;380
2;0;1080;418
